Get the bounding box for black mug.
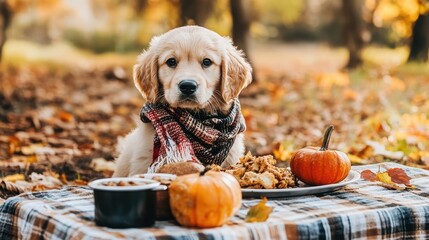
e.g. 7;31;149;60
89;178;163;228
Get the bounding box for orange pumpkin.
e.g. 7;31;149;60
290;125;351;185
168;167;242;228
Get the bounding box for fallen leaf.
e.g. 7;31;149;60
386;168;411;186
343;88;358;100
350;145;374;160
348;154;367;165
360;169;376;181
315;72;350;89
0;180;26;194
376;172;393;185
28;172;63;190
59;173;69;184
57;111;75;122
20;144;44;155
245;197;273;222
72;179;88;186
25;155;38;163
273;141;295;162
8;136;21;155
2;174;26;182
90;158;116;172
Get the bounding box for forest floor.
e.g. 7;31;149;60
1;40;428;198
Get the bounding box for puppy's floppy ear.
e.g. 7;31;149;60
133;39;159;103
221;37;253;103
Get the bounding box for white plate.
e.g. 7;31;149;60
88;177;160;191
241;170;360;198
132;173;177;181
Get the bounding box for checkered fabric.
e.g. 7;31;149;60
1;162;429;240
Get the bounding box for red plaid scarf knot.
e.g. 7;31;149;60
140;98;246;171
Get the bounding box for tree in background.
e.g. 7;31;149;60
0;0;12;63
230;0;255;81
408;1;429;62
341;0;367;69
179;0;215;26
230;0;251;61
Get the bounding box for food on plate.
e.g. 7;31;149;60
211;152;296;189
168;167;242;228
100;180;147;187
290;125;351;186
157;161;205;176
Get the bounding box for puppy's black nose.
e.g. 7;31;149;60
178;80;198;95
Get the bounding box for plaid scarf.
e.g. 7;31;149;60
140;98;246;172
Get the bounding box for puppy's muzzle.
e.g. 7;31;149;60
178;80;198;96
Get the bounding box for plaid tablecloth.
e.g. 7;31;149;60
1;162;429;240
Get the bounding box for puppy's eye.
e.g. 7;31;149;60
166;58;177;68
202;58;212;68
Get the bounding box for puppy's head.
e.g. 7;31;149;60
134;26;252;112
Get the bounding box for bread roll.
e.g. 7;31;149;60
157;161;205;176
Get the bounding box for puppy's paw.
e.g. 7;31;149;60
157;161;204;176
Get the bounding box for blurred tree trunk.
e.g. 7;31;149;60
135;0;148;13
0;0;12;63
342;0;365;69
408;12;429;62
179;0;215;26
230;0;255;82
230;0;250;59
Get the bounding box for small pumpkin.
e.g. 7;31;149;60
290;125;351;185
168;167;242;228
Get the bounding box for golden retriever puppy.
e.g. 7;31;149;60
113;26;252;177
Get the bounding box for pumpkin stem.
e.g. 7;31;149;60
320;125;334;151
200;166;211;176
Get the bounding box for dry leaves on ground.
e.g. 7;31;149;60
1;50;429;199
